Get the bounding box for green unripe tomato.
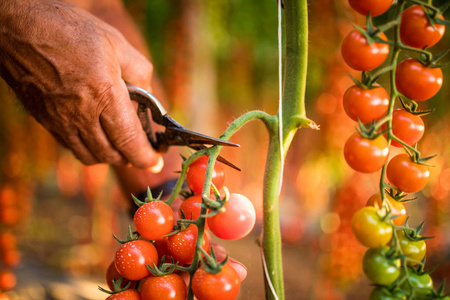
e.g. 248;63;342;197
399;268;433;298
369;287;406;300
363;246;401;285
397;230;426;264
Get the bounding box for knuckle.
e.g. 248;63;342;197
100;151;125;165
93;82;121;114
113;130;140;151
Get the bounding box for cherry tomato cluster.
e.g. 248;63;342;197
0;186;26;296
342;0;448;298
101;155;255;300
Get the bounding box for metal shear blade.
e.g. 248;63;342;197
127;85;241;171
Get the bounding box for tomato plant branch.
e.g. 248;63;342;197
380;0;405;203
260;0;312;299
281;0;313;151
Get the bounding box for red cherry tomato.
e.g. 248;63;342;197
207;193;256;240
0;269;16;292
134;201;174;241
386;154;430;193
114;240;158;281
343;84;389;123
351;206;393;248
105;261;136;291
366;193;406;226
385;109;424;147
105;289;141;300
400;5;446;49
344;132;389;173
192;264;241;300
186;156;225;195
167;225;209;265
153;237;173;265
341;29;389;71
395;58;443;101
0;249;20;268
140;274;187;300
179;195;202;221
348;0;393;16
0;232;16;251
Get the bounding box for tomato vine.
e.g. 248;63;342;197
343;0;449;298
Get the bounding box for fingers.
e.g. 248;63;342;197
114;35;154;92
99;81;163;170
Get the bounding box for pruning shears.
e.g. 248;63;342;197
127;85;241;171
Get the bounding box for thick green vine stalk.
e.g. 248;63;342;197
262;0;313;299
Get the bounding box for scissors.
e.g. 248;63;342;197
127;85;241;171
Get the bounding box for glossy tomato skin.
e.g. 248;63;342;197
208;193;256;240
140;274;187;300
179;195;203;221
366;193;406;226
363;247;401;285
399;268;433;298
343;84;389;123
341;30;389;71
134;201;174;241
154;237;173;265
348;0;393;16
369;287;406;300
397;230;426;264
167;225;209;265
388;109;424;147
114;240;158;281
106;289;141;300
106;261;136;291
400;5;446;49
344;132;389;173
351;206;393;248
395;58;443;101
192;264;240;300
386;154;430;193
186;156;225;195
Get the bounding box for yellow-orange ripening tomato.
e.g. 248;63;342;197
352;206;393;248
341;30;389;71
366;193;406;226
344;132;389;173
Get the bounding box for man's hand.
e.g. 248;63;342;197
0;0;162;169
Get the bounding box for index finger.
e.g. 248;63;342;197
100;81;163;171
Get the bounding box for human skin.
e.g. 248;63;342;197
0;0;161;169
